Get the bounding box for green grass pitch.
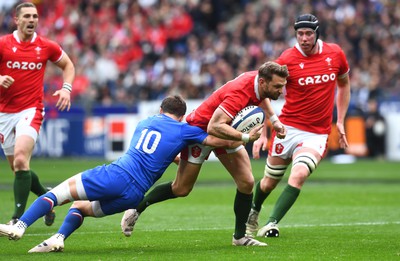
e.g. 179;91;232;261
0;158;399;260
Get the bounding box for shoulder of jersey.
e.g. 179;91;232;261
323;42;343;53
277;47;298;62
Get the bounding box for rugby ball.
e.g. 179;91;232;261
231;106;265;133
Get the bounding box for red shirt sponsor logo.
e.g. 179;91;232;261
191;145;202;158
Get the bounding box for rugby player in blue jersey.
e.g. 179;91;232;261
0;95;262;253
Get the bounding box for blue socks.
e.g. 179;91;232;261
18;192;84;240
20;192;57;226
58;208;84;239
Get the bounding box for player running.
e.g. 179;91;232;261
0;2;75;226
246;14;351;238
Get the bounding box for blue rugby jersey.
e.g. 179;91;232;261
112;114;208;192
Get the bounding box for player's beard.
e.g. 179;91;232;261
270;92;281;100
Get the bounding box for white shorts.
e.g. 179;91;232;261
180;143;244;164
269;126;328;159
0;107;44;155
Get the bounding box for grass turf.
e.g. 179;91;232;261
0;158;399;260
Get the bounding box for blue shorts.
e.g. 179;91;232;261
81;164;144;215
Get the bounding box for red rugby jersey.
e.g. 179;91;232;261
0;31;63;113
276;40;350;134
186;71;264;131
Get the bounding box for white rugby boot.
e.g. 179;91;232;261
257;221;280;237
121;209;140;237
28;233;65;253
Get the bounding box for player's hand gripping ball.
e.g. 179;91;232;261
231;106;265;133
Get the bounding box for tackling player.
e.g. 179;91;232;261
0;95;253;252
246;14;351;238
121;61;289;246
0;3;75;225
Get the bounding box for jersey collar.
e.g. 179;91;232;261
295;39;323;56
13;30;37;43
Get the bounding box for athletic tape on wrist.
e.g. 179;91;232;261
62;82;72;92
241;133;250;143
270;114;278;123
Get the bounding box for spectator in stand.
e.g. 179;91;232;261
364;96;386;159
0;1;398;119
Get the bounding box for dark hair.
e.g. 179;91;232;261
15;2;36;17
258;61;289;82
160;95;187;117
294;14;320;42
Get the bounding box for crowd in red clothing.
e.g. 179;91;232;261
1;0;399;115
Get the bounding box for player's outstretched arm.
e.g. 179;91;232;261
203;135;243;148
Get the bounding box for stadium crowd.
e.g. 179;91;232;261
1;0;399;115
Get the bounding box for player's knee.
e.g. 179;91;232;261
288;172;307;188
238;175;254;193
13;154;28;170
71;201;93;217
292;152;318;175
260;176;280;191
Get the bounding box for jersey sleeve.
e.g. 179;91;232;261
180;124;208;144
337;46;350;77
218;92;248;119
46;39;64;63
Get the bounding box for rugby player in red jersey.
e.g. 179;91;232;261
0;2;75;226
246;14;351;238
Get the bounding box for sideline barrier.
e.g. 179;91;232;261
384;114;400;161
1;101;396;161
344;116;367;157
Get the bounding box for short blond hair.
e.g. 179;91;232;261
258;62;289;82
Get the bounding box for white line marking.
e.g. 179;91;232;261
20;220;400;237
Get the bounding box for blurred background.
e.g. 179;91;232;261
1;0;399;161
